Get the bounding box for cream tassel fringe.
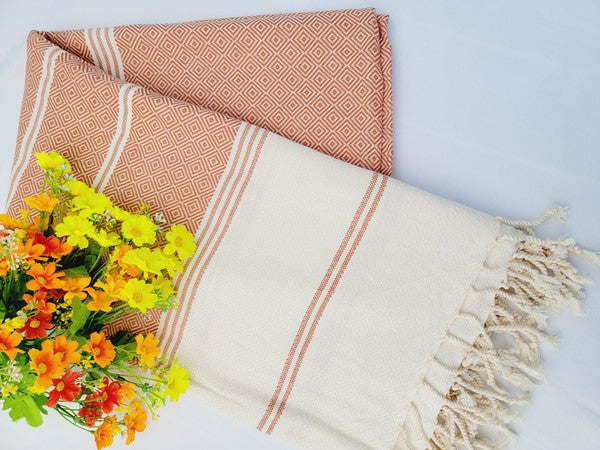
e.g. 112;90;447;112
429;207;599;450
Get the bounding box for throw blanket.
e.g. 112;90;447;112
5;9;596;450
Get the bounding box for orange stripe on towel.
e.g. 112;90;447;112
259;173;388;433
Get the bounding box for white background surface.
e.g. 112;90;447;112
1;1;599;449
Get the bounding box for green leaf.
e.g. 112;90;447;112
32;395;48;416
2;395;44;427
67;297;90;337
62;266;89;278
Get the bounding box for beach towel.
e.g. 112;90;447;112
5;10;596;449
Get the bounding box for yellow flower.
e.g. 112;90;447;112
110;206;130;222
121;215;156;246
72;189;112;218
122;247;178;275
119;279;158;313
165;364;189;402
152;277;176;300
164;225;196;260
89;229;120;247
1;385;18;398
135;333;161;368
55;215;94;249
24;193;59;212
64;179;90;196
35;151;71;175
121;247;154;273
3;316;25;331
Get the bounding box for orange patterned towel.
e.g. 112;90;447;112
40;8;393;175
5;9;597;449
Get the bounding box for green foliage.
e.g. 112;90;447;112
2;394;46;427
62;266;89;278
67;297;90;338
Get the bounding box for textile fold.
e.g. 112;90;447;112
5;10;596;449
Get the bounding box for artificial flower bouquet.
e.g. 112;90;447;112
0;152;195;448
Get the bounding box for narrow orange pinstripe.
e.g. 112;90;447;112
266;175;388;433
160;126;260;353
257;172;380;431
156;123;251;344
167;129;269;360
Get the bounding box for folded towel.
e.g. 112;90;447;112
41;7;393;175
5;13;596;449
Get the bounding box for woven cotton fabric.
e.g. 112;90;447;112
5;11;595;449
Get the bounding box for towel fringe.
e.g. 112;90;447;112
429;207;598;449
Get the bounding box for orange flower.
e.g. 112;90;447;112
0;259;9;277
31;233;72;258
86;289;117;312
62;276;91;303
24;193;59;212
94;416;117;450
18;312;53;339
46;370;83;408
124;402;147;445
52;335;81;366
113;245;140;278
81;332;115;368
117;382;136;402
0;213;21;230
134;333;160;368
97;377;121;414
94;276;125;298
0;326;24;360
15;237;46;262
28;340;64;390
25;263;65;291
23;291;56;314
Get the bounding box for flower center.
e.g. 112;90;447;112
56;382;65;392
36;277;47;286
55;351;64;361
37;363;48;374
92;347;101;357
132;292;143;304
30;319;40;329
174;236;184;247
130;227;141;237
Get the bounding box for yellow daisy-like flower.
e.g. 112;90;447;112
72;189;112;218
63;179;90;196
122;247;179;276
89;229;121;247
55;215;94;249
119;279;158;313
35;151;71;175
3;316;26;331
165;364;189;402
164;225;196;260
152;276;176;299
135;333;161;368
121;247;153;273
121;215;156;246
109;206;130;222
24;193;59;212
1;384;18;398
